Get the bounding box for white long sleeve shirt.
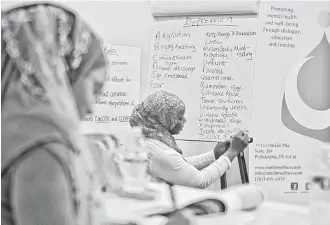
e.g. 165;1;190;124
142;138;230;189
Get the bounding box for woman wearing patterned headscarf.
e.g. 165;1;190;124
1;3;107;225
130;91;250;189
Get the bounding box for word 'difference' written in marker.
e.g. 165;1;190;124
148;16;257;141
80;45;141;134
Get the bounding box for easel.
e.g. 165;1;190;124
221;147;250;189
220;137;252;189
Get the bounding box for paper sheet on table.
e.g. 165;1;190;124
105;184;264;221
104;183;171;222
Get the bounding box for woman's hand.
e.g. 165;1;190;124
225;131;249;161
213;140;231;159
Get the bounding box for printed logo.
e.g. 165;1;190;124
281;11;330;143
291;182;298;191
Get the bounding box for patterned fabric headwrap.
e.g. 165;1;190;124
130;91;185;154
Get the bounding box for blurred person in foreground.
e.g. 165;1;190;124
1;3;107;224
1;4;195;225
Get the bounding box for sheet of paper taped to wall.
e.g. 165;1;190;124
151;0;259;17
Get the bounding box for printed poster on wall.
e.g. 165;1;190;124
250;1;330;205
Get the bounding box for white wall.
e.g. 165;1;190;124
1;0;246;190
2;0;153;99
61;0;153;100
